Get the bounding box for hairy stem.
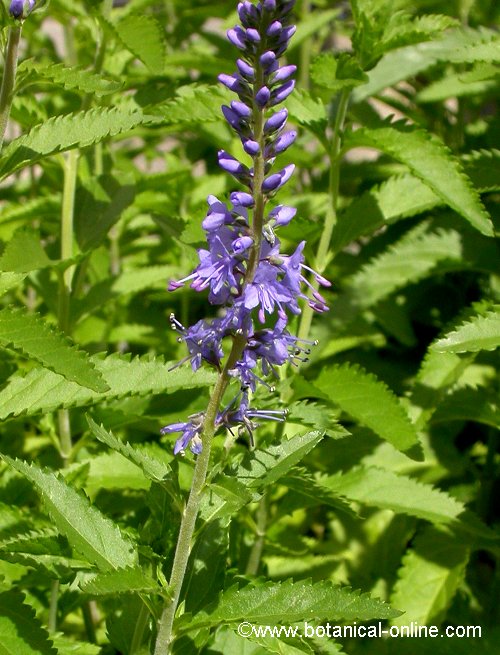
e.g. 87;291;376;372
0;26;22;153
48;580;60;634
154;55;267;653
297;88;350;343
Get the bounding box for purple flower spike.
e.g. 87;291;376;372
165;0;331;455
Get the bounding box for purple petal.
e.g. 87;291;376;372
243;139;260;155
270;80;295;105
269;205;297;226
231;191;254;207
273;130;297;154
270;65;297;84
227;26;247;50
255;86;271;107
267;21;282;37
236;59;255;81
231;100;252;117
246;28;261;43
264;109;288;133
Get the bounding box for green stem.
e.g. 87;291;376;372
0;26;22;153
82;601;98;643
48;579;60;633
298;0;312;89
297;89;350;343
478;428;499;523
245;494;268;576
153;37;269;655
130;599;150;654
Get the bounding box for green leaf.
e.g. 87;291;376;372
0;272;26;296
74;174;135;252
0;228;52;273
332;174;442;252
114;14;166;74
320;466;493;538
0;106;158;179
202;431;325;523
50;636;100;655
0;353;217;419
2;457;138;572
463;149;500;192
314;363;420;456
179;580;399;632
286;90;327;135
390;526;469;625
0;530;91;578
80;566;159;595
0;307;108;392
152;84;229;124
431;388;499;429
86;416;171;483
18;60;122;95
417;66;499;103
344;124;493;236
281;471;356;517
310;53;368;93
344;224;463;308
0;590;57;655
354;28;500;102
432;307;500;353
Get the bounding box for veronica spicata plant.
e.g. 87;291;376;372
155;0;330;649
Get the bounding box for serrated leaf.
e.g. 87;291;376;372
314;363;420;456
152;84;229;124
390;526;469;625
345;224;463;307
80;566;159;595
50;635;100;655
2;457;138;572
233;430;325;490
432;307;500;353
320;466;494;538
202;431;324;523
354;28;500;102
74;174;135;252
311;53;368;93
0;272;26;296
417;67;499;103
344;124;493;236
0;307;108;392
180;579;399;633
0;228;52;273
86;416;170;482
281;471;356;517
0;106;158;179
18;60;122;95
0;590;57;655
332;174;441;252
286;90;327;132
431;388;499;429
463;149;500;192
114;14;166;74
0;353;217;419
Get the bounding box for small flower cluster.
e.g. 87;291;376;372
163;0;330;455
9;0;35;19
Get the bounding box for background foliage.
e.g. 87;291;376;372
0;0;498;653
